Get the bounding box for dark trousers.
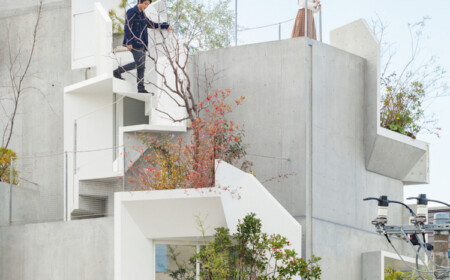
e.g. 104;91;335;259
116;48;146;91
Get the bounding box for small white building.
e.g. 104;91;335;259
115;161;302;280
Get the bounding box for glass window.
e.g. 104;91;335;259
155;243;197;280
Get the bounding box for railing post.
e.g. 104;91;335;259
304;0;308;38
123;147;126;191
278;22;281;40
73;120;77;175
65;152;68;221
9;157;13;224
319;9;322;42
113;93;117;161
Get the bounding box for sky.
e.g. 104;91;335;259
232;0;450;204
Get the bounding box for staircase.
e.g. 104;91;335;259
66;0;187;219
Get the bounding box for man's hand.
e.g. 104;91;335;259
167;26;173;32
127;45;133;51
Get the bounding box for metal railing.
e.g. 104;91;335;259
236;8;322;46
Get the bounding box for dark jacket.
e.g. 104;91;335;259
123;5;170;49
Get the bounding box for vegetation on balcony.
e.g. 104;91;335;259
167;213;322;280
375;17;448;138
130;89;251;190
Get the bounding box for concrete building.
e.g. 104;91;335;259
0;0;432;279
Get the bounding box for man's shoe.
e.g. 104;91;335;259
138;89;149;94
113;70;124;80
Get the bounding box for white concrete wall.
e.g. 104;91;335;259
115;161;302;280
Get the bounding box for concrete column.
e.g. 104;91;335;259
433;232;449;278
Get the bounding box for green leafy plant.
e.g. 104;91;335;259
167;0;234;51
0;147;19;184
109;0;126;34
380;76;428;138
384;267;432;280
373;17;448;138
194;213;322;280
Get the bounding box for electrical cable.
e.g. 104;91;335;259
384;233;426;273
239;18;295;32
416;246;427;280
12;145;124;160
75;95;125;121
415;231;450;270
427;199;450;208
399;228;437;279
381;226;436;277
388;200;417;217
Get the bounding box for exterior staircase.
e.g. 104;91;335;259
66;0;187;220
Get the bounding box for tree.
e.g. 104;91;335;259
372;16;448;138
109;0;234;51
194;213;322;280
112;0;249;191
130;89;250;190
167;0;234;51
0;0;43;183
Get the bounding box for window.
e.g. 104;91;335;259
155;243;198;280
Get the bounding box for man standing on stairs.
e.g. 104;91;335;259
113;0;172;93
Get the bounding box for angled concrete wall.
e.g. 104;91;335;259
0;217;113;280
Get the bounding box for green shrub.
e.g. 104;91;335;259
0;147;19;184
195;213;322;280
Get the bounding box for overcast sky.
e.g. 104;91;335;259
233;0;450;204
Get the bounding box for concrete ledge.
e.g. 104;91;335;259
368;128;429;184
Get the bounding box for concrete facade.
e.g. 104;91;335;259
192;36;416;278
0;0;84;223
0;217;113;280
0;1;430;279
0;182;40;226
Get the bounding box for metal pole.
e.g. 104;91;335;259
234;0;238;46
278;22;281;40
196;244;200;280
113;93;117;161
73;120;77;175
65;152;68;221
304;0;308;38
319;9;322;42
9;157;13;224
123;147;126;191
